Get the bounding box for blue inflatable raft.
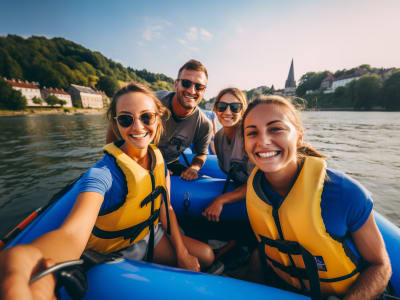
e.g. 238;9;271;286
3;172;400;299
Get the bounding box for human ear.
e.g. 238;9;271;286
297;135;304;148
174;79;179;91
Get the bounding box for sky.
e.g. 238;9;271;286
1;0;399;98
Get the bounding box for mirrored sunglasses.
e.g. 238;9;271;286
215;102;243;113
114;112;157;127
178;79;206;91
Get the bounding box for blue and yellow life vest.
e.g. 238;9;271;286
86;142;170;259
246;156;361;298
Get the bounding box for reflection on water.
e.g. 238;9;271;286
0;111;399;237
303;111;400;224
0;114;108;237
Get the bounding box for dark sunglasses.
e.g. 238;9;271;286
114;112;157;127
215;102;243;113
178;79;206;91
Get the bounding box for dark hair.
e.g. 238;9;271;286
177;59;208;79
106;82;169;144
241;95;328;161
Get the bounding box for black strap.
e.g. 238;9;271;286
92;209;160;242
92;180;171;263
259;235;322;300
222;169;233;194
182;152;190;167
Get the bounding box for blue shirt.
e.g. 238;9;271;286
77;153;167;214
202;109;216;121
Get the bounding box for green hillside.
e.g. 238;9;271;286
0;34;174;93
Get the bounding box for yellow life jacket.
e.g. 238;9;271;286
86;142;169;258
246;156;361;298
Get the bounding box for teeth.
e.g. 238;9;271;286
258;151;278;158
132;133;147;138
223;117;232;121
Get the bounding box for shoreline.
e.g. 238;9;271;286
0;108;107;116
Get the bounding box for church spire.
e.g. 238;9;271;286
285;58;296;89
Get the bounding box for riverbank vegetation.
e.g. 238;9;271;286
0;34;174;110
297;65;400;111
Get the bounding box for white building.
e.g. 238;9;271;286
68;84;103;108
323;70;365;94
41;87;73;107
5;78;42;106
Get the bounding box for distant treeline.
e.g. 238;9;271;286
0;34;174;95
296;65;400;111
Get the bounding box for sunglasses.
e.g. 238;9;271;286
178;79;206;91
114;112;157;127
215;102;243;113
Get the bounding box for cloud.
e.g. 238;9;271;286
186;27;198;41
142;25;163;41
236;25;245;34
200;28;213;41
184;27;213;42
177;39;187;45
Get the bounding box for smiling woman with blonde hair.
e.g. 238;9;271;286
0;82;214;300
203;87;253;222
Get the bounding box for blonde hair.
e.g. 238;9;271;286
241;95;328;161
106;82;170;145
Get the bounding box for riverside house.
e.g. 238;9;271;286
41;87;73;107
5;78;42;106
68;84;103;108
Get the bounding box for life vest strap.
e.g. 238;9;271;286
140;185;170;235
92;209;160;242
259;234;322;300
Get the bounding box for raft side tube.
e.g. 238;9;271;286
170;176;247;222
179;153;227;179
6;181;82;247
375;212;400;297
59;259;310;300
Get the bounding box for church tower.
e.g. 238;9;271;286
284;59;296;96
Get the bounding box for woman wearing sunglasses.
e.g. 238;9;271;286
202;88;254;223
0;83;214;299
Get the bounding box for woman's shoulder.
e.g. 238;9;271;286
322;168;373;233
325;168;372;200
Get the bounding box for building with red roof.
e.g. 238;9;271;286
5;78;43;106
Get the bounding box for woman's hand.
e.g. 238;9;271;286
202;197;224;222
0;245;57;300
177;251;201;272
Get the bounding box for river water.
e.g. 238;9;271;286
0;111;399;237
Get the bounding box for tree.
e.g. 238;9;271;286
296;71;330;97
382;70;400;111
353;75;382;110
45;95;61;107
59;99;67;107
95;75;119;97
0;78;27;110
32;96;43;105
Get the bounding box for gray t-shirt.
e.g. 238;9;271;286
214;128;254;185
156;91;213;164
